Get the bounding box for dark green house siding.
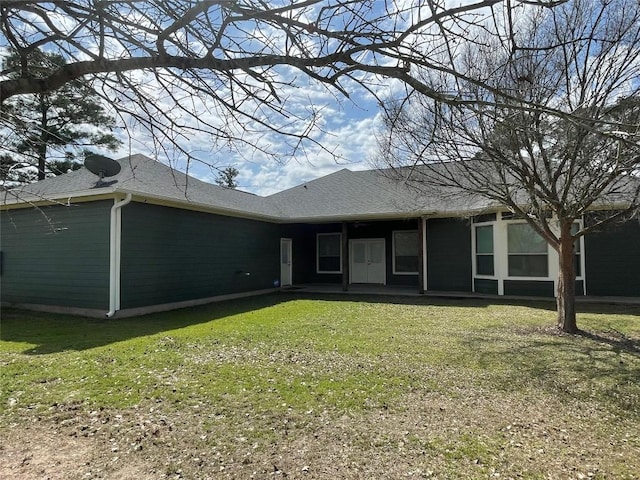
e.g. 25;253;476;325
474;278;498;295
584;219;640;296
0;201;111;309
120;203;281;309
426;218;472;292
504;280;554;297
283;223;343;285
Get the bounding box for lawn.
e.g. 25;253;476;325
1;293;639;479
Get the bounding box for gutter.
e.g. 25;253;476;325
106;193;132;318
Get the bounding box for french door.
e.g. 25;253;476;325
350;239;385;284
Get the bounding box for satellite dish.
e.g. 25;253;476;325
84;155;121;181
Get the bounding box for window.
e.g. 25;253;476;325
317;233;342;273
393;230;419;274
507;223;548;277
572;223;582;277
475;225;494;276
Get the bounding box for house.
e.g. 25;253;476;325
1;154;638;317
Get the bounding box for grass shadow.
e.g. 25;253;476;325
0;293;291;355
2;290;638;358
290;290;561;311
577;329;640;356
460;325;640;415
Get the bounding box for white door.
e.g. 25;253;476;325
280;238;292;286
350;239;386;284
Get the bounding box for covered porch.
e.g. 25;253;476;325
280;216;473;295
281;283;640;305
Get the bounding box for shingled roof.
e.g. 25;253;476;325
266;168;494;220
2;154;283;220
2;154;497;221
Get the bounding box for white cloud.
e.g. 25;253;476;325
242;111;383;195
100;52;387;197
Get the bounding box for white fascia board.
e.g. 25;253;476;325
117;189;283;223
280;211;438;223
0;186;280;222
0;187;118;209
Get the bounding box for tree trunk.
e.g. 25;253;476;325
37;95;48;181
556;222;578;333
37;141;47;181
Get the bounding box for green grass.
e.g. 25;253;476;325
1;294;639;479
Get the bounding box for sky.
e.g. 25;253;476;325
0;0;481;195
99;2;409;197
107;80;385;196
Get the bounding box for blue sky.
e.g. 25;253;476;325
96;2;412;197
1;1;399;196
0;0;458;194
107;75;388;197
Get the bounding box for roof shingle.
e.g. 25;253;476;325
2;154;498;220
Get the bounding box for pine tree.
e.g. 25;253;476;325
1;49;121;184
215;166;239;189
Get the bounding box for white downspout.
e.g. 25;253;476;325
106;194;132;318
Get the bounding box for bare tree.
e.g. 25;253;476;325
2;0;551;170
376;0;640;332
4;1;636;330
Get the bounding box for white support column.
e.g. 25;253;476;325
422;217;428;292
495;215;507;296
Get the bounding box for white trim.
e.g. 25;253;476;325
422;217;428;291
392;230;420;275
579;216;587;295
106;193;132;318
473;222;496;277
472;221;499;294
316;232;342;274
471;215;585;296
280;238;293;286
506;221;550;279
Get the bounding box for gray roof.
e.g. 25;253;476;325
1;154;497;221
267;168;493;220
3;154;283;220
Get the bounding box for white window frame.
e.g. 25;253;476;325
504;219;584;281
316;233;342;274
571;222;584;280
473;222;496;278
472;214;585;295
392;230;419;275
506;221;550;280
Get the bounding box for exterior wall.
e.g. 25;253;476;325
120;202;281;309
426;218;473;292
282;223;342;285
584;218;640;296
282;220;421;287
503;280;554;297
349;219;421;287
474;278;498;295
470;213;587;298
468;212;640;298
0;201;111;309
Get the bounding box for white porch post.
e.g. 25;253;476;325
422;216;428;292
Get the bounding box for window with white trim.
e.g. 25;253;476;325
572;222;582;277
475;224;494;276
317;233;342;273
393;230;419;274
507;223;548;277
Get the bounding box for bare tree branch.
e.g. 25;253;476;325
376;0;640;332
